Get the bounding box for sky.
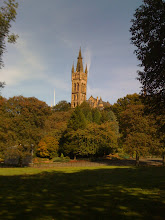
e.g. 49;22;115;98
0;0;143;106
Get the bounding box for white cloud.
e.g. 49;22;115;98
87;65;141;104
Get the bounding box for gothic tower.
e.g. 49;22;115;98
71;48;88;108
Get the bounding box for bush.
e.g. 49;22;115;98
52;156;70;163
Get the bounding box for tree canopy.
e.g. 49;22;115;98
130;0;165;107
0;0;18;69
0;0;18;92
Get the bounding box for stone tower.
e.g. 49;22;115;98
71;48;88;108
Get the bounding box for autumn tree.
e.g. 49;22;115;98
130;0;165;109
0;96;51;158
44;110;72;141
36;136;59;159
0;96;16;157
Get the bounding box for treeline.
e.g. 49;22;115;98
0;94;164;165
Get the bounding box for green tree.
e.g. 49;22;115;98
0;0;18;92
0;0;18;69
121;104;158;165
130;0;165;108
52;100;71;112
67;106;86;131
62;122;119;158
92;108;101;124
111;93;142;121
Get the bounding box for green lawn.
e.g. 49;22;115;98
0;166;165;220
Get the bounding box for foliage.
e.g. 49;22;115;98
52;100;71;112
62;122;119;158
92;108;102;124
52;155;70;162
0;0;18;69
121;104;158;165
111;93;142;121
0;96;51;157
44;110;72;141
67;106;87;131
130;0;165;107
37;136;59;159
4;144;32;166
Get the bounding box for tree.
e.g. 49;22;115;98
44;111;72;141
62;122;119;158
0;96;51;157
130;0;165;107
121;104;158;165
52;100;71;112
111;93;142;121
67;106;86;131
0;0;18;91
36;136;59;159
92;108;102;124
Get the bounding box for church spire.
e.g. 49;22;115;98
76;47;83;72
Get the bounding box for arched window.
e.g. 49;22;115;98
74;83;76;91
83;84;85;92
74;95;76;101
74;102;75;107
81;84;83;92
77;83;79;91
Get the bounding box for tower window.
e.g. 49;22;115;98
74;83;76;91
77;83;79;91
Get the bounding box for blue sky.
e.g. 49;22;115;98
1;0;143;106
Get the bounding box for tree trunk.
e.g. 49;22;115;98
136;153;140;166
163;154;165;166
74;155;76;160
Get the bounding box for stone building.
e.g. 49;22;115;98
71;48;110;109
71;48;88;108
87;96;110;109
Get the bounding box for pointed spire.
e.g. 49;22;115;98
85;64;88;74
78;47;82;58
72;62;74;73
76;47;83;72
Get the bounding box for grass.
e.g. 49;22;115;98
0;166;165;219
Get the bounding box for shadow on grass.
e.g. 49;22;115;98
0;167;165;220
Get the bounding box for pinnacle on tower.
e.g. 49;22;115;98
72;63;74;73
85;64;88;74
76;47;83;72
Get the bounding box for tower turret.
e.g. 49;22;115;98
72;63;74;73
85;64;88;74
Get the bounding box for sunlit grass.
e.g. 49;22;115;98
0;166;165;219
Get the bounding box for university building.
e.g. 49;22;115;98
71;48;110;109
